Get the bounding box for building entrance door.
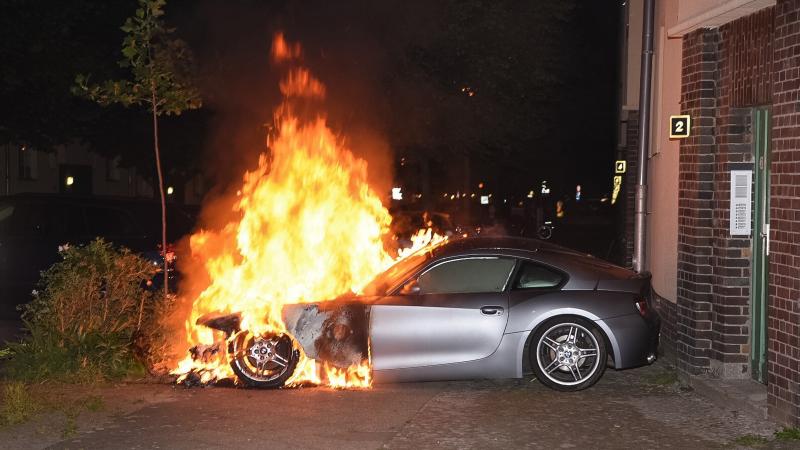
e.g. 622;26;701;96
750;107;770;384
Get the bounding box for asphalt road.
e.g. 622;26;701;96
2;360;789;450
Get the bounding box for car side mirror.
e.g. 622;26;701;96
400;279;421;295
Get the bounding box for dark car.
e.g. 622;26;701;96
0;194;197;318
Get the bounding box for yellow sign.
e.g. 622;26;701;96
669;115;691;139
611;175;622;205
615;160;626;174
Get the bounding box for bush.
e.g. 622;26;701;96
4;239;162;382
0;382;39;426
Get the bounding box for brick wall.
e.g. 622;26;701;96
706;9;774;374
676;28;719;375
768;0;800;427
654;291;677;359
623;111;639;269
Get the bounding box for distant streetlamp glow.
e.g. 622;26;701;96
167;186;174;195
391;187;403;200
65;176;74;186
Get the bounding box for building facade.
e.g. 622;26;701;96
623;0;800;425
1;143;205;205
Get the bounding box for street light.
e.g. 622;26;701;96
65;176;74;186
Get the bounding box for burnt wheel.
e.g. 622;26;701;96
230;331;299;388
530;317;607;391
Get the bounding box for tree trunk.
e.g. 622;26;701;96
151;89;169;297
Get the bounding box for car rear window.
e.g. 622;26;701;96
514;261;564;289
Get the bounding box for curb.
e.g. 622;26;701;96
685;374;769;421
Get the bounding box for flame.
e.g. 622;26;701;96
280;69;326;98
271;32;302;62
397;228;448;259
169;33;446;389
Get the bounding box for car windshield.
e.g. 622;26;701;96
360;248;433;296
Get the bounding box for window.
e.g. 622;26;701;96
513;261;564;289
417;257;516;295
17;146;38;180
363;249;432;296
106;156;121;182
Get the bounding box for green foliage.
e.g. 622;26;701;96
732;434;769;447
82;395;104;412
644;368;679;386
73;0;201;116
4;239;161;382
0;382;40;427
775;427;800;441
0;0;132;147
73;0;203;297
390;0;576;161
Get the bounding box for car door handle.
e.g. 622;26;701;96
480;306;504;316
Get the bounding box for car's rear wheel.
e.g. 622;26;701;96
230;331;299;388
531;317;607;391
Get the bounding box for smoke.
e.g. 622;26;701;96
157;2;407;362
173;0;404;207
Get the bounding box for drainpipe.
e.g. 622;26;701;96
4;142;10;195
633;0;655;273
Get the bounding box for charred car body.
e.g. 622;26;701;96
200;237;660;391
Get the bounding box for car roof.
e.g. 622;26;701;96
430;236;635;289
432;236;579;258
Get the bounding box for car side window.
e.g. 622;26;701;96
513;261;564;289
416;257;516;295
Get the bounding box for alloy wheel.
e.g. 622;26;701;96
536;322;601;387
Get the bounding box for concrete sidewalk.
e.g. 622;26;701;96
1;360;794;449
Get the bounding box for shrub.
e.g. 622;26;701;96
4;239;162;382
0;382;40;426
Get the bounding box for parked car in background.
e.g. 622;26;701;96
0;194;198;318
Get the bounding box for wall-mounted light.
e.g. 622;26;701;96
65;176;74;186
167;186;174;195
391;187;402;200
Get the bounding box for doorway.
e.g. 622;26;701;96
750;107;770;384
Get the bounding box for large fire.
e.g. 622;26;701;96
169;33;444;388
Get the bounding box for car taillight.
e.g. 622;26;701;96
635;299;649;317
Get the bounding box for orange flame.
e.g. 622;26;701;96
170;33;445;389
271;32;302;62
280;68;327;98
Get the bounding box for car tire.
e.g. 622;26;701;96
530;316;607;392
230;331;299;388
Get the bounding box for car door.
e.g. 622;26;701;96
370;256;516;370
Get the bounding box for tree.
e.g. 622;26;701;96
0;0;131;148
383;0;578;195
74;0;202;296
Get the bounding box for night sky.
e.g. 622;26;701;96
2;0;622;201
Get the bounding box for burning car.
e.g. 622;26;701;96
191;237;660;392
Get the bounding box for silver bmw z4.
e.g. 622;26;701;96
205;237;661;391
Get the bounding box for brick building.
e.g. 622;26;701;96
622;0;800;425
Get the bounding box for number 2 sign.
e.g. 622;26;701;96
669;115;691;139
